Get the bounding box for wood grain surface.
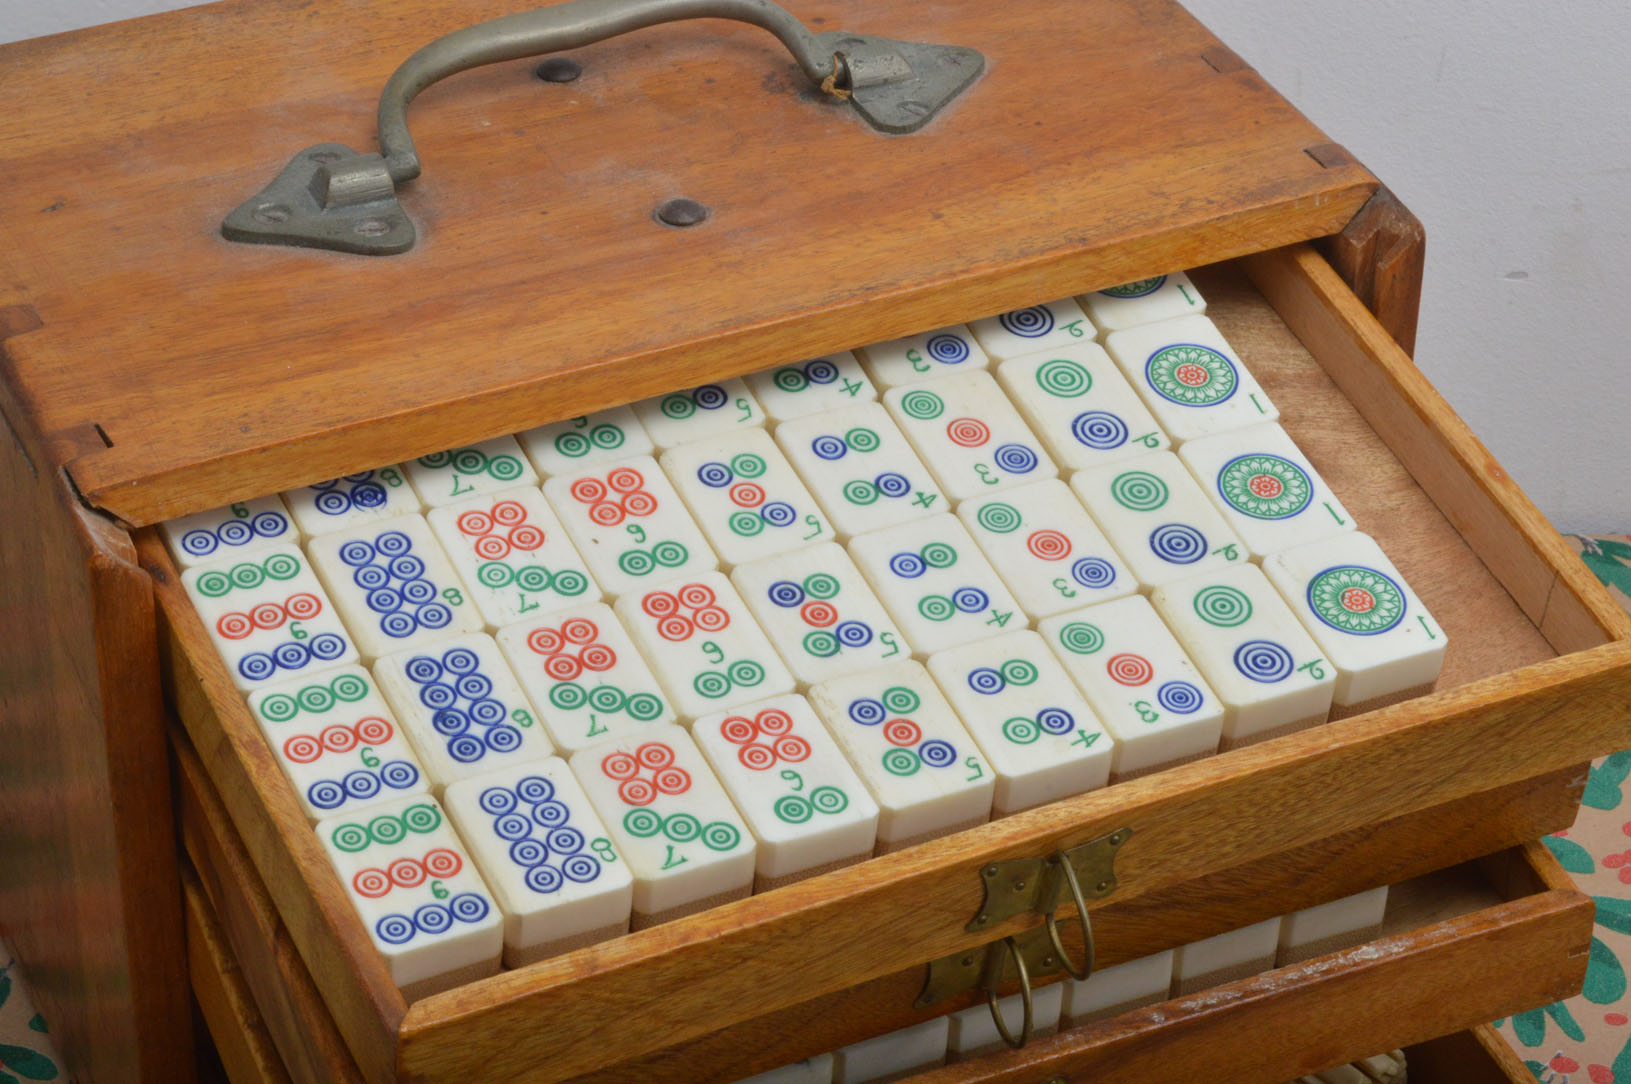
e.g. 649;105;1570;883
1320;184;1427;355
186;869;295;1084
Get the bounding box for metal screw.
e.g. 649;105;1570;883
1012;879;1026;891
975;915;988;925
536;57;582;83
961;955;974;967
985;865;999;877
354;218;391;237
1097;879;1112;892
899;99;930;118
309;150;342;164
654;198;709;228
252;203;291;224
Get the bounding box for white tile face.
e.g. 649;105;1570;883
884;372;1057;500
1262;533;1446;707
1104;315;1279;443
775;403;947;538
856;324;989;389
1061;950;1175;1021
404;435;540;508
372;633;553;790
569;726;755;919
162;495;300;569
949;983;1063;1056
516;406;654;477
495;603;676;754
1038;596;1223;778
1070;452;1248;588
849;515;1026;656
317;795;503;990
995;344;1171;472
661;428;833;567
1077;271;1206;333
281;465;422;536
305;515;484;662
427;487;598;628
543;456;717;598
182;544;358;692
967;296;1096;361
833;1017;949;1084
613;571;796;720
927;631;1112;814
1150;564;1335;745
1172;917;1281;985
441;759;633;960
1179;423;1356;558
1280;887;1388;956
632;378;766;449
806;661;993;847
958;481;1136;620
247;665;429;821
734;1054;833;1084
745;353;877;422
692;694;879;880
732;544;910;686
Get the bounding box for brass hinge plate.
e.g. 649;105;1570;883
967;828;1130;931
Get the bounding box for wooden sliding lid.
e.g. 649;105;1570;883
0;0;1376;526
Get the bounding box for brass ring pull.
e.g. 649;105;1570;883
983;935;1034;1050
1043;854;1096;982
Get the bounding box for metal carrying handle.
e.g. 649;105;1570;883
1043;852;1097;982
221;0;983;254
982;936;1035;1050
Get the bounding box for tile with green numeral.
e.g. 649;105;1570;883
1178;422;1356;559
162;494;301;569
1103;314;1279;444
884;372;1057;501
1077;271;1206;334
280;464;422;536
403;435;540;507
774;402;946;539
1070;452;1247;589
427;486;599;628
516;405;654;477
855;324;989;389
966;296;1097;361
995;344;1171;472
632;378;766;449
745;352;878;423
661;428;831;568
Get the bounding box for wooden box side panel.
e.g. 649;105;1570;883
185;868;295;1084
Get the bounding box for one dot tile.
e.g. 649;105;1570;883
927;630;1112;814
1262;532;1446;715
162;494;301;569
1276;887;1387;966
372;632;553;791
661;428;833;568
182;543;358;692
246;665;429;822
832;1017;948;1084
281;465;421;536
745;352;877;422
995;344;1171;472
1070;451;1248;589
855;324;989;389
1178;423;1356;559
948;981;1063;1061
442;758;634;967
958;480;1136;620
1150;563;1335;748
403;435;540;508
427;486;599;629
967;296;1096;361
1171;917;1281;995
692;694;879;889
732;1054;833;1084
1060;949;1175;1024
806;660;993;851
305;515;484;663
774;403;947;539
1038;596;1223;780
848;514;1026;657
613;571;796;721
1104;314;1279;443
632;378;766;449
542;456;717;599
1077;271;1206;333
569;725;756;927
495;602;676;754
883;372;1057;500
516;406;654;477
732;543;911;687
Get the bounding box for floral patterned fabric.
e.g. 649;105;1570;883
0;940;62;1083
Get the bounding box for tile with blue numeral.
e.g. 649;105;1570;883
855;324;989;389
661;428;831;568
1150;563;1335;748
305;515;484;662
426;486;598;628
162;494;301;569
848;514;1025;657
926;631;1112;814
1037;596;1223;780
995;344;1171;472
613;571;795;720
1070;452;1247;588
1178;422;1356;559
805;660;993;852
516;405;654;477
1077;271;1206;333
884;372;1057;500
632;378;766;449
442;759;633;966
745;352;878;422
316;794;503;998
494;602;676;754
692;694;879;889
281;464;421;536
372;632;553;791
569;725;756;928
182;543;358;692
967;296;1097;361
774;403;946;539
958;480;1135;620
731;543;910;686
247;665;429;821
403;435;540;508
542;456;717;598
1262;532;1446;717
1103;314;1279;443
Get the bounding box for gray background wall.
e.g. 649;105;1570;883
4;0;1626;531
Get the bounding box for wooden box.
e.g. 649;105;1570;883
2;0;1629;1081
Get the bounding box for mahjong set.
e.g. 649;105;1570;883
164;270;1446;997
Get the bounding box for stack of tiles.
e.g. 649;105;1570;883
169;268;1444;1002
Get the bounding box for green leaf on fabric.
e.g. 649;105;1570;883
24;1016;43;1035
0;1070;15;1084
1592;537;1631;563
1511;1006;1548;1046
1596;895;1631;936
1581;550;1631;599
0;970;10;1011
1585;750;1631;810
1586;934;1628;1003
1544;834;1596;873
1524;1061;1548;1082
0;1044;56;1081
1611;1022;1631;1081
1546;999;1587;1041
